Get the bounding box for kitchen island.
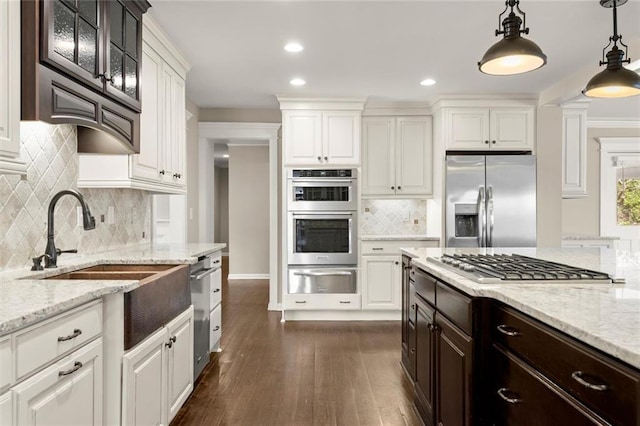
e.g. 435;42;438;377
0;242;225;426
402;247;639;426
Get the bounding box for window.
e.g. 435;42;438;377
617;166;640;226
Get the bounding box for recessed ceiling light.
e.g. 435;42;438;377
290;78;306;86
222;154;229;158
420;78;436;86
284;42;304;53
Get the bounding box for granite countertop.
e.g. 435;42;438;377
562;234;620;240
361;235;440;241
0;242;226;335
402;247;640;369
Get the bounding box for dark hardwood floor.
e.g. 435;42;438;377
172;257;420;426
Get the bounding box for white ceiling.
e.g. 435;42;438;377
149;0;640;117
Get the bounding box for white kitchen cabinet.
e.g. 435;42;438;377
0;391;12;425
122;305;193;426
0;335;12;391
444;107;534;151
283;110;361;165
279;97;365;166
13;338;103;426
362;116;433;197
78;15;189;193
0;0;26;176
282;293;362;310
361;255;401;310
562;104;589;198
360;239;439;311
209;253;223;353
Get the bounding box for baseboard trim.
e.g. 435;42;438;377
267;302;282;311
227;273;270;280
282;310;401;321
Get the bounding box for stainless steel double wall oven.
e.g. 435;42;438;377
287;169;358;294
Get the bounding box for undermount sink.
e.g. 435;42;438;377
47;263;191;350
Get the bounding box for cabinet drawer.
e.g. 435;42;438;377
491;345;606;425
361;240;438;255
436;281;472;335
210;268;222;308
412;267;435;306
15;301;102;380
0;335;11;391
492;304;639;426
210;305;221;350
283;293;361;310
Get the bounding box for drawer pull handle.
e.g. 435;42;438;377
213;288;221;293
59;361;83;377
410;304;415;310
497;324;521;337
571;371;608;391
410;348;415;354
372;247;384;251
339;301;351;304
213;326;220;331
497;388;522;404
295;301;307;304
58;329;82;342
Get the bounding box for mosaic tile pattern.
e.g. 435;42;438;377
361;199;427;235
0;122;150;270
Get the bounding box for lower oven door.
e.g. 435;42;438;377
288;211;357;265
288;267;358;294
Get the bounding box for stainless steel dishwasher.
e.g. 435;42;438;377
190;253;221;381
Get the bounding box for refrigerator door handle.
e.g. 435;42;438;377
487;186;494;247
478;186;486;247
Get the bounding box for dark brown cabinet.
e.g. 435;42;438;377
401;255;415;380
22;0;150;152
415;295;435;425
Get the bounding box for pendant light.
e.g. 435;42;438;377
583;0;640;98
478;0;547;75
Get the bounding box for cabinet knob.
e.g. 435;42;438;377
213;326;220;331
317;156;322;161
395;261;399;265
397;186;402;190
410;348;415;354
324;156;328;161
484;140;489;144
213;288;221;293
391;186;395;190
492;140;496;144
410;304;415;310
159;170;165;175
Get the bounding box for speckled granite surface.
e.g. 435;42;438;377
401;247;640;369
0;243;226;334
361;235;440;241
562;234;620;241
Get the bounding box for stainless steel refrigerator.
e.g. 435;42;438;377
445;155;536;248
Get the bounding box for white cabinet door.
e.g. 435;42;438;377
323;111;360;165
210;304;222;352
362;255;401;310
283;110;323;165
13;338;103;426
0;334;12;391
170;73;187;187
132;41;163;182
395;117;432;195
122;328;167;426
489;108;534;150
446;109;490;150
0;391;12;426
0;0;25;175
362;117;395;195
165;307;193;424
562;106;588;198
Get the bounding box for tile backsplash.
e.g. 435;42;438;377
0;122;150;271
361;199;427;235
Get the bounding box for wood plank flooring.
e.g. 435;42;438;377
172;257;420;426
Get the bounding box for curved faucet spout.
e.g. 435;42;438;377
44;189;95;268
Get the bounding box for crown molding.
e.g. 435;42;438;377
276;96;366;111
588;119;640;129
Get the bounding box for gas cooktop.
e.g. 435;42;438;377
427;253;624;284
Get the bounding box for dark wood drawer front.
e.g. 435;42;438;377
51;82;99;121
492;304;639;426
436;282;472;335
409;283;417;325
413;267;435;306
491;346;607;426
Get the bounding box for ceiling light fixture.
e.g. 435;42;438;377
284;42;304;53
478;0;547;75
420;78;436;86
583;0;640;98
222;154;229;158
290;78;306;86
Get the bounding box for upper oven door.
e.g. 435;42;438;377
288;212;358;265
287;178;357;211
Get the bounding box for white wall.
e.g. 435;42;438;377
228;145;270;275
186;98;200;242
562;126;640;236
536;106;563;247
